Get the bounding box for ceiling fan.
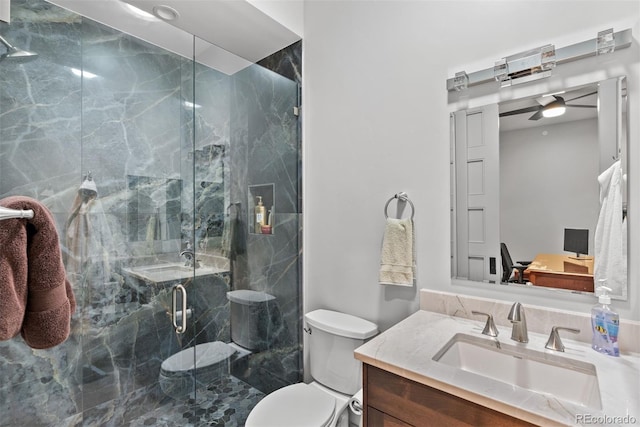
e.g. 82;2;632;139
499;91;597;121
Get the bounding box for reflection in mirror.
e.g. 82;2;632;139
127;175;182;242
194;144;226;249
451;76;628;299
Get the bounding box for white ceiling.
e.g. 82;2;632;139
47;0;301;74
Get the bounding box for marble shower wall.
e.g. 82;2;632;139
0;1;82;200
228;43;302;393
0;0;302;424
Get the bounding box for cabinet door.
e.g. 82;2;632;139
368;407;412;427
365;364;535;427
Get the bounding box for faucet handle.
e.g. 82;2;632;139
545;326;580;352
472;311;499;337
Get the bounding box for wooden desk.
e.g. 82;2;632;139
525;253;594;292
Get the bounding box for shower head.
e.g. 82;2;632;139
0;35;38;63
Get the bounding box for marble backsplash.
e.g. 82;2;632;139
420;289;640;354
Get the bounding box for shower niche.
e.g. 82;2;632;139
248;184;274;235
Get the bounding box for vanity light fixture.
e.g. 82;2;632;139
493;44;556;88
596;28;615;55
447;27;632;91
452;71;469;91
152;5;179;21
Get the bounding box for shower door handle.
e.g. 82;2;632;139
172;284;187;334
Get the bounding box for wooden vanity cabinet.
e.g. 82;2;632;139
363;364;535;427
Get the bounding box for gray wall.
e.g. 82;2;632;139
302;0;640;345
500;118;600;261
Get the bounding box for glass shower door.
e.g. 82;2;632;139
176;36;235;404
1;0;301;423
77;16;201;422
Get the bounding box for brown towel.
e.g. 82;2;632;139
0;196;76;349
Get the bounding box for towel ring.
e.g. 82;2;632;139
384;192;415;220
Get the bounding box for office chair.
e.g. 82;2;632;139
500;243;531;284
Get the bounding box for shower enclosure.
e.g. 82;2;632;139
0;0;302;425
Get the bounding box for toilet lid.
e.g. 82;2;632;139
161;341;235;372
227;289;275;306
246;383;335;427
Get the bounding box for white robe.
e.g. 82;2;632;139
594;160;627;298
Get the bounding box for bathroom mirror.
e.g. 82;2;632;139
450;76;629;299
126;144;226;247
127;175;183;242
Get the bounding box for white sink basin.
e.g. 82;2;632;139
123;262;228;283
433;333;602;410
136;264;193;273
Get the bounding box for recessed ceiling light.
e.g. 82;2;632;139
152;5;180;21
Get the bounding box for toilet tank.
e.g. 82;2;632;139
227;290;275;351
305;309;378;395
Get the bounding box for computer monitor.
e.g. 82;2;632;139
564;228;589;259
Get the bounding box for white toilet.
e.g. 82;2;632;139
245;309;378;427
158;340;237;398
158;289;274;398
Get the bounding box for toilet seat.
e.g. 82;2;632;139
159;341;237;399
245;383;336;427
161;341;235;373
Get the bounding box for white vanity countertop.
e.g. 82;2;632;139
354;310;640;427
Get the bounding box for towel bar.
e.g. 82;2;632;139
384;192;415;220
0;205;35;221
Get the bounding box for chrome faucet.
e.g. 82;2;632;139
507;302;528;343
180;241;200;268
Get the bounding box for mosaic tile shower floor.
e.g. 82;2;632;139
59;376;264;427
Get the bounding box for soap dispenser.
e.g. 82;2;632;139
591;283;620;357
254;196;266;233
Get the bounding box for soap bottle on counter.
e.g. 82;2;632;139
254;196;266;233
591;284;620;357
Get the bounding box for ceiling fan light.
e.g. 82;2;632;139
542;105;566;118
542;99;566;118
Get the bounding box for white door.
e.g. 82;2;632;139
451;105;500;283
